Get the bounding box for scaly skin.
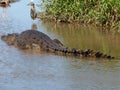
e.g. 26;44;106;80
1;30;114;59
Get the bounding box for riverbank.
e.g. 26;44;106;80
38;0;120;31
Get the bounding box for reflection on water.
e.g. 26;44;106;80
40;22;120;58
1;8;7;18
0;0;120;90
31;23;37;30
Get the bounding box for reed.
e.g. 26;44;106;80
38;0;120;30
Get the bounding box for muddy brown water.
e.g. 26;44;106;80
0;0;120;90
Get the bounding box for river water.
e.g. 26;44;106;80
0;0;120;90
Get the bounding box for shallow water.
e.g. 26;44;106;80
0;0;120;90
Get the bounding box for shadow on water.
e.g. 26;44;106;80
39;21;120;59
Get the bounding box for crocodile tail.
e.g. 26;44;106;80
59;48;115;59
52;47;114;59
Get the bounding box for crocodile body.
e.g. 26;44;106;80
1;30;114;59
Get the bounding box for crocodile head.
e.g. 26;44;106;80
1;33;19;45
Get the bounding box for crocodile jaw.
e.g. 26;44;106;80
1;33;18;45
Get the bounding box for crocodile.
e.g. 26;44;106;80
1;30;114;59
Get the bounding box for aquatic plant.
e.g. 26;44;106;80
38;0;120;30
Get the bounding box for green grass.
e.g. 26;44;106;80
38;0;120;30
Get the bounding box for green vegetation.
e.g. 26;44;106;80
38;0;120;30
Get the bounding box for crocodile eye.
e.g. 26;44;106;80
41;42;43;45
33;37;36;39
1;35;6;41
